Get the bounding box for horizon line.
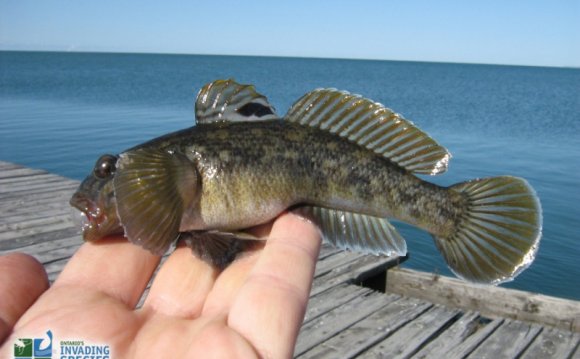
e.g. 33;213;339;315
1;48;578;70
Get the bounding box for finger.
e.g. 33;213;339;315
228;212;321;359
200;221;272;316
0;253;49;342
53;236;160;308
201;243;264;317
142;244;219;318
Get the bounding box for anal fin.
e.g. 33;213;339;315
293;206;407;256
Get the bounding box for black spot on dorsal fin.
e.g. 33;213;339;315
237;102;275;118
196;79;279;123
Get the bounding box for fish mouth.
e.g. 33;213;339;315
69;193;121;241
70;195;102;240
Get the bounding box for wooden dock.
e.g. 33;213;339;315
1;160;580;358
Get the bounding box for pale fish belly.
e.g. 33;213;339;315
179;163;300;231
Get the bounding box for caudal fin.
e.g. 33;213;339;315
434;176;542;284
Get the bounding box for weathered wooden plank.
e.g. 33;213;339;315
314;251;365;277
0;207;71;224
0;214;73;233
0;180;77;196
0;196;75;217
2;235;81;258
0;210;72;227
467;320;541;358
0;167;47;178
0;172;72;185
0;174;73;219
0;226;79;251
304;284;373;324
0;202;75;223
0;193;73;210
0;186;76;205
0;173;64;185
411;311;482;358
0;213;73;231
298;296;431;359
294;291;397;357
356;305;461;359
387;268;580;332
520;327;580;359
0;215;74;240
2;169;68;181
317;243;343;260
0;161;24;171
0;185;78;202
0;174;76;187
441;318;504;358
0;187;76;202
311;254;401;296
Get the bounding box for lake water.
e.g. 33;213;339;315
1;51;579;299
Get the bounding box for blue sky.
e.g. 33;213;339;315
1;0;578;67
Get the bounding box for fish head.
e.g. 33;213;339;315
70;154;123;242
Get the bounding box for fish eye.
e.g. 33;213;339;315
94;154;118;179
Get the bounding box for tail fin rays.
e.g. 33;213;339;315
434;176;542;284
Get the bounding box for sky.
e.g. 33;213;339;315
0;0;578;68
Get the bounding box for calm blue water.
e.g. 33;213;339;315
1;51;579;299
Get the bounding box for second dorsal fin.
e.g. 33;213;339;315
285;88;451;175
195;79;279;124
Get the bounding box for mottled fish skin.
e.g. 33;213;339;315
70;79;542;284
134;120;464;236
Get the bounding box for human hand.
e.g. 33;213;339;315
0;212;321;358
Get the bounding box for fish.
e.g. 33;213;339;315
70;79;542;284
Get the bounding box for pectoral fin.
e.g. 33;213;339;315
113;148;199;255
293;206;407;256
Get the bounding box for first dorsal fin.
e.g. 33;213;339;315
195;79;279;124
285;88;451;175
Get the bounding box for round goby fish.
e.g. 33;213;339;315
70;79;542;284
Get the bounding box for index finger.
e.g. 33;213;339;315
227;212;321;359
53;236;161;307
